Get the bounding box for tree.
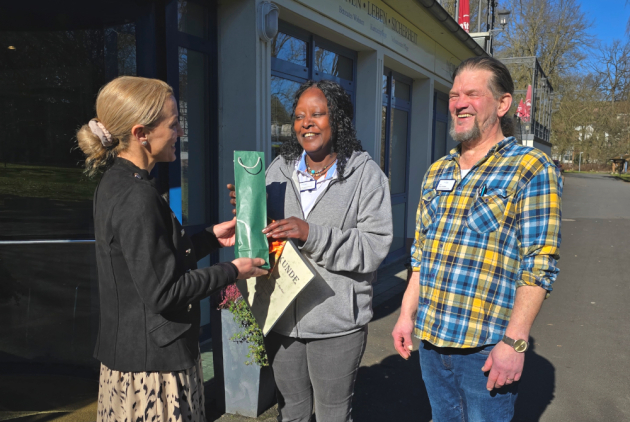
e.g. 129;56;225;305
576;39;630;162
495;0;594;86
591;40;630;105
550;74;600;161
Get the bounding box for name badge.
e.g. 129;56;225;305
300;180;316;191
436;179;456;192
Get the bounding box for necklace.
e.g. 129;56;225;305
306;156;337;177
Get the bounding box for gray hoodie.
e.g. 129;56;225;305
266;151;393;338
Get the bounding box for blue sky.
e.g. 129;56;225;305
580;0;629;45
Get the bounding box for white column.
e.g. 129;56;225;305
355;49;384;162
217;0;271;261
407;77;434;240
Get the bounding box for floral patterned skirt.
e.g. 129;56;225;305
97;358;205;422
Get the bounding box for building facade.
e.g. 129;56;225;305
0;0;480;414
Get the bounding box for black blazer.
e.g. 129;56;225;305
92;158;236;372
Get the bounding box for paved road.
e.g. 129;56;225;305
215;172;630;422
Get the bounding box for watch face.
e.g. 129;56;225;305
514;339;528;353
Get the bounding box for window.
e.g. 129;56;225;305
270;22;356;160
0;17;138;375
168;0;217;343
0;1;220;412
381;69;412;264
169;0;216;234
433;91;449;162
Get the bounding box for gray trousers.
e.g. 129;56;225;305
264;326;368;422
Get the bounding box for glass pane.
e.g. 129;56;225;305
105;24;137;77
434;120;447;161
272;32;307;66
0;26;136;240
389;108;408;195
390;203;406;252
314;46;353;80
381;106;388;170
179;47;208;226
382;73;389;96
436;96;448;115
0;21;136;416
271;76;301;160
0;244;99;367
392;79;410;101
178;0;207;39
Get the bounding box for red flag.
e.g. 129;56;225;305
523;85;532;122
458;0;470;33
516;99;525;118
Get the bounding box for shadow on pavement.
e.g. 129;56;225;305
353;335;556;422
602;175;630;182
514;337;556;421
368;300;402;324
353;351;432;422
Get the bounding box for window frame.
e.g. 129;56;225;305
432;90;449;162
381;68;412;265
166;0;218;238
270;21;358;161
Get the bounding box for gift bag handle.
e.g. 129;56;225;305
237;157;262;169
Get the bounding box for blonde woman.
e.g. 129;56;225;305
77;76;267;421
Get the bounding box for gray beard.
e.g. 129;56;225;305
449;113;498;143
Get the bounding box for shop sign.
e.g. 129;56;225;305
296;0;435;68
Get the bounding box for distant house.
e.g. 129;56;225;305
609;154;630;174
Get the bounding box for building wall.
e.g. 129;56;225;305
217;0;480;263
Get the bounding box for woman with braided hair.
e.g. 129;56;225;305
231;79;393;421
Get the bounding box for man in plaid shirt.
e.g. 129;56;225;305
392;56;562;421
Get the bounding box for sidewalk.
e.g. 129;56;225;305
0;262;411;422
209;261;415;422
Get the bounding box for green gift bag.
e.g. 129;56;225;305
234;151;270;270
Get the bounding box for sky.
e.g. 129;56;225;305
580;0;629;47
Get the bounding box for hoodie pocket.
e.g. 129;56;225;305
349;284;358;324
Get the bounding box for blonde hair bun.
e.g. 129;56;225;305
77;76;174;177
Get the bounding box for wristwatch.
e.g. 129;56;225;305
501;335;529;353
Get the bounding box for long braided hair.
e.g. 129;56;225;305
279;79;363;181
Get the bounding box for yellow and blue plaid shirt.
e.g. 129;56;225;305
411;137;562;348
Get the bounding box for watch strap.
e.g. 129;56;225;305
502;335;515;347
502;335;528;352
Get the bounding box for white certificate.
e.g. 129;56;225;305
236;239;316;335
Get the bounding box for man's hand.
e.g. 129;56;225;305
263;217;309;243
232;257;268;279
392;316;415;359
212;218;236;247
227;184;236;216
481;341;525;390
480;285;545;390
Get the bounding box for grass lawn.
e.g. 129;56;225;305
612;174;630;182
564;170;609;174
0;163;98;201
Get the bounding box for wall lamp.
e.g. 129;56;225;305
258;2;279;42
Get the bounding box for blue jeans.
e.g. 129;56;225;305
419;341;518;422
